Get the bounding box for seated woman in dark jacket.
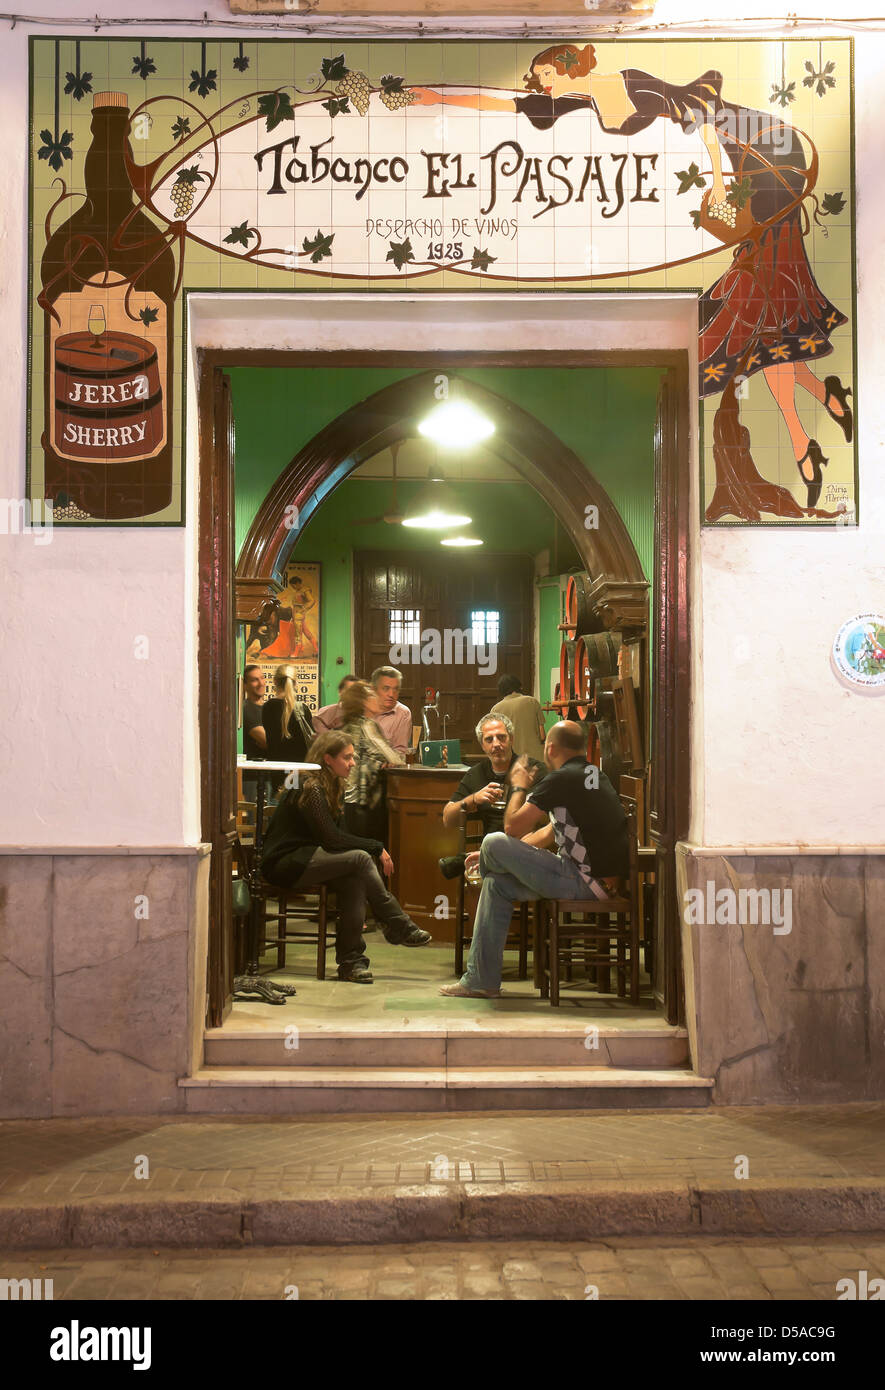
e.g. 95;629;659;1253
261;730;432;983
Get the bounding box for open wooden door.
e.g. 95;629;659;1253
649;364;691;1026
201;368;237;1028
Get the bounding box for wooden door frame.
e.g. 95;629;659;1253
197;347;691;1027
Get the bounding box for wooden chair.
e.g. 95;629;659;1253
259;880;333;980
537;808;641;1006
454;810;530;979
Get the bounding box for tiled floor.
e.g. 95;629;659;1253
7;1236;884;1300
229;939;660;1033
1;1105;883;1196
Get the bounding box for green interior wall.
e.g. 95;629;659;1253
229;364;662;708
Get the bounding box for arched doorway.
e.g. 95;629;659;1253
237;371;647;601
199;350;690;1028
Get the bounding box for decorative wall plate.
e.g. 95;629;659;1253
831;613;885;693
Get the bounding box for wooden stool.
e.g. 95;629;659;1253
260;880;332;980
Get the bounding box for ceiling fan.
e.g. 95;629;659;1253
349;439;406;526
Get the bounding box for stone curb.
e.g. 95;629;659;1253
1;1178;884;1248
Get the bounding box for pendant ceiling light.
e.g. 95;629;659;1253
440;533;483;547
401;464;471;530
417;398;495;450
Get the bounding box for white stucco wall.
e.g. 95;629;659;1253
0;2;882;850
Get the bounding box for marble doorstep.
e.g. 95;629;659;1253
203;1029;690;1070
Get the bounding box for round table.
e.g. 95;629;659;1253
235;759;319;1005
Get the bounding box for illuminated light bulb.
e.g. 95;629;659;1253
417;399;495;449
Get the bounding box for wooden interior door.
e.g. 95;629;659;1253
202;369;237;1027
649;365;690;1026
353;549;534;746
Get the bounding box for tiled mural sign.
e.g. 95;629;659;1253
29;37;855;526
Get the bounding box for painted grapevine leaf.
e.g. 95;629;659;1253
171;116;191;142
386;237;415;271
470;247;497;272
138;306;159;325
64;70;93;101
132;55;157;79
676;162;705;195
726;176;753;209
322;96;351;118
38;129;74;172
822;191;846;216
224;221;259;248
189;67;218;99
257;90;295;132
302;229;334;263
803;59;837;97
321;54;348;83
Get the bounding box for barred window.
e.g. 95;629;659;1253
389;608;421;646
470;609;500;646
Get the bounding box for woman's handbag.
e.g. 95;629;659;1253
232;876;251;918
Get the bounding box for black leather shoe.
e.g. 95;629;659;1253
823;374;853;444
384;923;433;946
796;439;828;509
338;966;374;984
438;854;467;880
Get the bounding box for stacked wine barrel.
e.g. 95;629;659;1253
558;572;643;785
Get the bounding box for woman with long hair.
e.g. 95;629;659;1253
261;663;316;775
339;678;405;844
261;730;431;983
412;41;851;516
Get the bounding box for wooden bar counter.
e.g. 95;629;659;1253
385;765;466;941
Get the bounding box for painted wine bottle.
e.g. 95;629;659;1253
39;91;176;521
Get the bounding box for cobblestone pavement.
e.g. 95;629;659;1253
1;1105;883;1197
7;1236;885;1300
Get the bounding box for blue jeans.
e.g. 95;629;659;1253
462;832;603;993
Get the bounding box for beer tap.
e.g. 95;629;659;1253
421;687;439;740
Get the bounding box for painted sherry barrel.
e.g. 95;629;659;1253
53;331;164;462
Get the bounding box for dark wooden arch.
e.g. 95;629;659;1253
236;369;646;600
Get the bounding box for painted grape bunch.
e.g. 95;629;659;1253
708;197;737;229
380;75;416;111
170;165;207;217
52;497;91;520
336;70;371;116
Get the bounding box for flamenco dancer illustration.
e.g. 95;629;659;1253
413;43;853;521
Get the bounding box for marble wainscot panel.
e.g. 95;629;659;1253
0;848;210;1117
678;848;885;1105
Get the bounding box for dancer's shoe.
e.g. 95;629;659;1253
796;439;828;510
823;375;853;444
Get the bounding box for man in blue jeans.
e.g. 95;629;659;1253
440;720;629;999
